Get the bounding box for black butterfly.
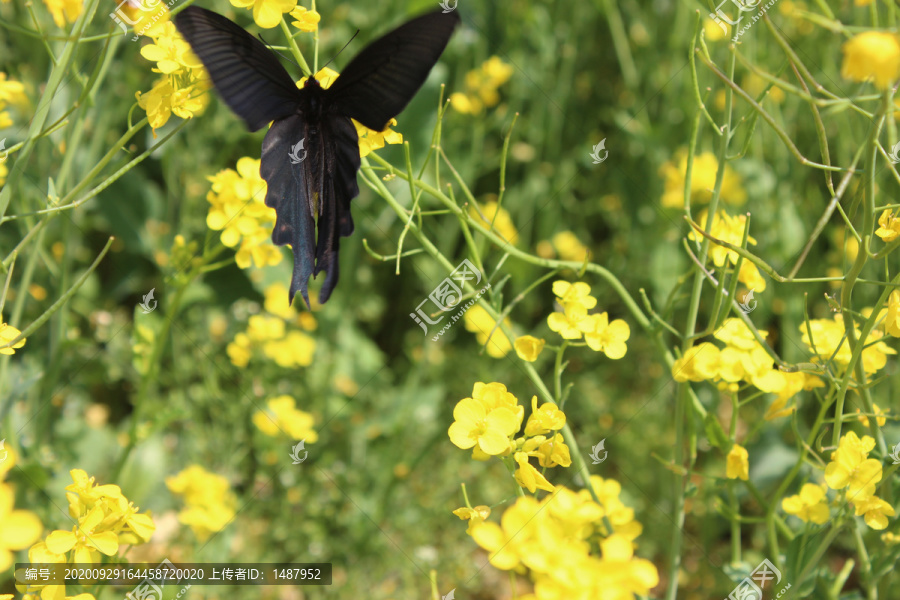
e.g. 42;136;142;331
174;6;459;307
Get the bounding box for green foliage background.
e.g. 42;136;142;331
5;0;900;598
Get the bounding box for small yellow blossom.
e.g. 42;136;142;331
581;312;630;358
289;6;320;31
230;0;297;29
824;432;882;501
452;505;491;534
253;395;318;441
469;201;518;245
875;209;900;242
0;483;43;571
842;31;900;90
726;444;749;481
857;403;888;427
513;451;555;493
853;495;896;530
782;483;830;524
354;118;403;157
514;335;545;361
551;231;590;262
450;56;512;114
43;0;82;27
884;291;900;337
524;396;566;436
660;150;746;208
448;395;521;456
463;304;512;358
166;465;237;542
0;321;26;355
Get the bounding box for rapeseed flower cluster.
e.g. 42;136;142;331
463;477;658;599
166;465;237;541
689;210;766;291
21;469;154;600
824;432;894;530
547;281;630;358
137;21;210;132
207;157;282;270
448;382;570;493
782;432;898;530
227;283;316;368
0;72;27;186
673;318;823;416
450;56;513;114
782;483;830;524
659;150;746;208
463;304;513;358
231;0;296;29
800;315;895;378
469;200;519;244
841;31;900;90
253;394;318;442
0;445;42;573
41;0;81;27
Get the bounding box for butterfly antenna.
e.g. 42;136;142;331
317;30;359;75
257;34;303;70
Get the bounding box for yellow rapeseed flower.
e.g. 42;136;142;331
42;0;82;27
231;0;297;29
290;6;320;31
660;150;746;208
0;321;25;355
166;465;237;542
252;395;318;441
824;432;882;502
875;209;900;242
580;312;630;358
469;201;518;244
0;483;43;571
514;335;545;361
524;396;566;436
726;444;749;481
513;451;555;493
781;483;829;524
463;304;512;357
448;395;521;456
842;31;900;90
853;495;895;530
856;403;888;427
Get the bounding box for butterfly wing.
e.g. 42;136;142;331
326;9;460;131
174;6;302;131
261;107;360;307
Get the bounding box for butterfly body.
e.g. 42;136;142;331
175;6;459;306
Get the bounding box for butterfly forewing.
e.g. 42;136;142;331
327;10;460;131
174;7;302;131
